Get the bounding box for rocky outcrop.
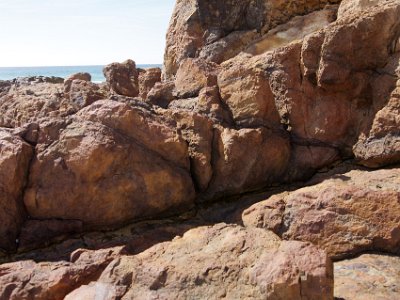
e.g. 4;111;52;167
163;0;341;79
1;0;400;298
0;129;32;252
0;247;121;300
243;167;400;259
175;58;220;97
63;72;92;93
103;59;140;97
334;254;400;300
0;79;72;128
138;67;162;99
23;100;195;229
65;224;333;300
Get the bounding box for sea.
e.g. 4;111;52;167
0;64;162;83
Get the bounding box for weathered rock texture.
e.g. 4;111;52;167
334;254;400;300
103;59;140;97
0;129;32;252
243;167;400;259
138;67;162;99
164;0;342;79
0;0;400;298
65;224;333;300
23;100;195;229
0;247;122;300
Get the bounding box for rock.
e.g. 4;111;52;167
243;167;400;259
170;111;214;191
138;68;161;99
0;80;12;97
354;55;400;167
218;51;282;128
64;80;106;109
147;81;176;108
67;224;333;300
64;72;92;93
216;0;400;174
0;129;33;252
76;100;189;169
334;254;400;300
64;282;125;300
163;0;341;79
337;0;382;19
103;59;139;97
175;58;220;98
0;80;74;128
195;86;234;125
198;30;258;64
0;247;121;300
242;7;338;57
202;127;290;200
23;101;195;228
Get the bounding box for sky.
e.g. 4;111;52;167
0;0;176;67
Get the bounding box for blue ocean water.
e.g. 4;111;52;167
0;64;162;83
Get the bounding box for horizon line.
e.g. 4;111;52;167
0;63;163;68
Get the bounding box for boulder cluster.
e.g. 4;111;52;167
0;0;399;299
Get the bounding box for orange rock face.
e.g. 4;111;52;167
243;167;400;259
103;59;140;97
0;129;32;252
65;224;334;300
0;0;400;298
138;67;161;99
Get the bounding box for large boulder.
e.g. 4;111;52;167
203;126;290;200
174;58;220;98
23;100;195;229
0;247;121;300
0;130;33;252
163;0;341;79
103;59;140;97
65;224;334;300
354;56;400;167
0;80;74;128
138;67;161;100
334;254;400;300
63;72;92;93
216;0;400;177
243;167;400;259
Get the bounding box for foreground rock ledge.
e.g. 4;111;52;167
64;224;333;300
334;254;400;300
243;167;400;259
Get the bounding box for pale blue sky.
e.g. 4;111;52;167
0;0;176;67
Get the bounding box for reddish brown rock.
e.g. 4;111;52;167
63;72;92;93
0;247;122;300
76;100;189;169
203;127;290;200
147;81;176;108
0;79;74;128
243;167;400;259
65;80;106;109
170;111;214;191
175;58;220;98
23;101;195;228
354;60;400;167
103;59;139;97
163;0;341;79
66;224;333;300
18;219;83;252
334;254;400;300
138;67;161;100
0;129;33;252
